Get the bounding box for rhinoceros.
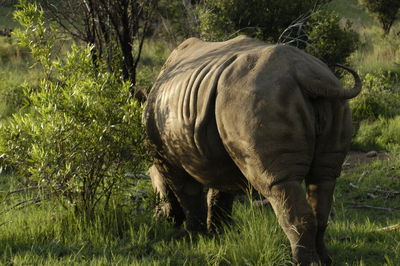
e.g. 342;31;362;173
143;35;361;265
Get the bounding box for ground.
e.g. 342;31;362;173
343;150;390;170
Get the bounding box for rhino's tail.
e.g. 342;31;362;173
295;61;362;100
334;64;362;99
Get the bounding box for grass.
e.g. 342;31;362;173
351;25;400;74
1;154;400;265
331;153;400;265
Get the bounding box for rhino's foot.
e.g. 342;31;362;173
293;250;320;266
316;246;332;266
153;205;185;228
171;227;208;242
207;219;235;234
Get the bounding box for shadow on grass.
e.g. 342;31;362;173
0;217;209;264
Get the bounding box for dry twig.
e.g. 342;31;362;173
0;197;42;215
377;224;400;231
373;189;400;195
349;204;395;212
0;186;41;195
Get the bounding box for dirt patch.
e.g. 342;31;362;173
342;151;390;170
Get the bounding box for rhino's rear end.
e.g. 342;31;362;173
144;35;360;266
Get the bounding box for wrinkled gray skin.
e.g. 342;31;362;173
144;36;361;266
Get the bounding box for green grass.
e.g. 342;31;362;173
1;152;400;265
331;154;400;265
351;25;400;73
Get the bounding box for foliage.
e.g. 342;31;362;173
13;0;57;75
0;2;149;217
359;0;400;35
38;0;158;99
304;11;359;67
197;0;332;42
196;1;358;68
350;70;400;121
155;0;200;44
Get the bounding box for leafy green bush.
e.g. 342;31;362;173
196;1;358;68
350;70;400;121
197;0;331;42
0;2;149;217
197;5;235;41
305;11;359;67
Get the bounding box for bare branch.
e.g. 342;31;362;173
349;204;396;212
0;186;41;195
1;197;42;214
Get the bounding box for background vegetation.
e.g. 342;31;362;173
1;0;399;265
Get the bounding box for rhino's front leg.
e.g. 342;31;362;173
207;188;235;232
151;160;207;233
149;165;185;227
167;172;208;233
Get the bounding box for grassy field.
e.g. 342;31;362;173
327;0;400;73
1;155;399;265
1;0;400;265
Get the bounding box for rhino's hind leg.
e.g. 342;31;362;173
149;165;185;227
305;176;335;266
206;188;235;232
306;153;347;265
266;179;319;266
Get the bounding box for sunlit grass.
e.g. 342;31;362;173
326;0;400;74
1;153;399;265
351;25;400;73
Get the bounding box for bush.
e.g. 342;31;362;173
0;2;149;217
196;2;358;68
305;11;359;67
350;70;400;121
197;0;331;42
197;6;235;41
